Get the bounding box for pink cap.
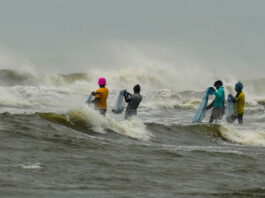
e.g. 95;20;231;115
98;77;107;85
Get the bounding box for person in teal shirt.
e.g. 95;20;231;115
207;80;225;123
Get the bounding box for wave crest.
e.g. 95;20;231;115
39;106;151;141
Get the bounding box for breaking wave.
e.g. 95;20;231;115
147;123;265;147
39;105;151;141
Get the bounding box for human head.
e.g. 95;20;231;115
133;84;140;93
98;77;106;87
235;81;243;92
214;80;223;90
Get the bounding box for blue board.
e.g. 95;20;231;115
192;88;213;123
227;95;234;116
112;90;125;114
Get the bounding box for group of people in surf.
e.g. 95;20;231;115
88;77;245;124
89;77;142;119
207;80;245;124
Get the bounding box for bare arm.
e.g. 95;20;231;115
207;100;215;110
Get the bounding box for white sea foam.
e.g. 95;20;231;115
18;163;42;170
67;105;151;141
0;66;263;129
220;126;265;147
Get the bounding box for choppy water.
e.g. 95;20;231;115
0;69;265;198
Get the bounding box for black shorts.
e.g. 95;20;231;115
209;107;225;123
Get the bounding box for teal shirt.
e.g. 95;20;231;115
213;86;225;108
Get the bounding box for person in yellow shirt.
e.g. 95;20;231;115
91;77;109;116
227;81;245;124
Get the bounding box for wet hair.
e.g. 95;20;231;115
133;84;141;93
214;80;223;87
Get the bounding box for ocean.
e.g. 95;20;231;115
0;68;265;198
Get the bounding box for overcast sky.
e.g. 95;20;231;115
0;0;264;78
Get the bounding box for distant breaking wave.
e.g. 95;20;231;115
0;69;91;87
0;68;263;113
0;65;216;91
0;68;264;93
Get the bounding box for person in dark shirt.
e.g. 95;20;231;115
124;84;142;119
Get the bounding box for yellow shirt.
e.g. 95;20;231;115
235;92;245;115
95;87;109;110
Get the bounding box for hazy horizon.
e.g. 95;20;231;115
0;0;265;79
